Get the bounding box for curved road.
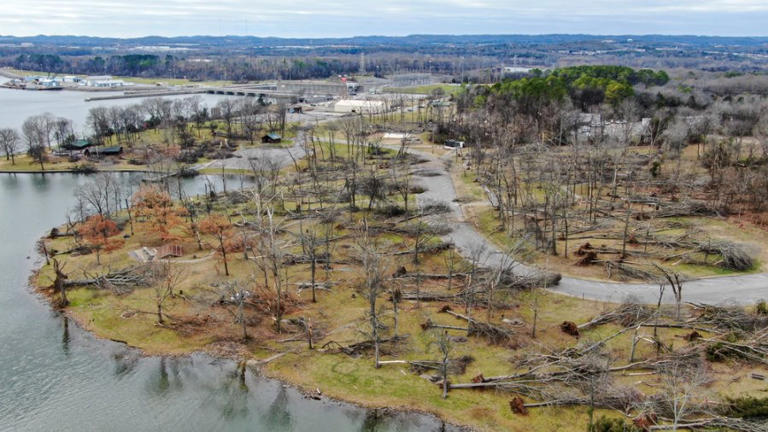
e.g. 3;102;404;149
403;146;768;306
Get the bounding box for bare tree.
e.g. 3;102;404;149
443;248;459;291
23;115;48;170
223;280;251;341
260;207;287;333
616;99;640;147
87;107;112;145
241;99;264;144
216;98;240;139
427;329;453;399
655;264;684;321
199;214;233;276
357;223;387;368
300;227;321;303
52;258;69;307
77;173;117;217
391;149;413;213
0;128;20;165
26;141;47;170
660;355;709;431
152;261;185;324
53;117;74;147
464;242;487;329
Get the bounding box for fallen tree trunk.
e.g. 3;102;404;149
393;272;467;280
294;282;333;291
578;303;654;330
64;265;155;294
444;310;515;344
399;291;459;302
392;242;453;256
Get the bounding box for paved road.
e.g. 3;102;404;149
398;145;768;306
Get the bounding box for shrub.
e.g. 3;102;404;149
374;205;406;217
422;201;451;215
756;300;768;316
706;342;729;362
72;163;97;174
175;150;201;164
588;416;641;432
409;185;427;194
722;396;768;419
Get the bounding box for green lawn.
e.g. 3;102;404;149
383;83;464;96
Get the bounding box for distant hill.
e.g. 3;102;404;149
1;34;768;49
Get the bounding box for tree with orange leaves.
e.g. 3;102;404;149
78;214;125;264
131;185;186;244
199;214;233;276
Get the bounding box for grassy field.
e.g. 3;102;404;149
0;154;147;172
383;83;464;96
40;224;765;431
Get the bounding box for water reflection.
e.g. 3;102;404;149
0;172;20;188
61;316;70;357
216;365;251;421
361;408;385;432
30;172;52;188
264;385;293;431
145;357;182;396
112;349;140;378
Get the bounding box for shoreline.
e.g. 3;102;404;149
0;168;149;174
28;248;470;431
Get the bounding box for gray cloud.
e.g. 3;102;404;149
2;0;767;37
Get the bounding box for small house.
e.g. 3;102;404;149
262;133;282;144
85;146;123;157
62;139;92;151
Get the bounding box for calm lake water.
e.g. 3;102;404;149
0;78;227;134
0;89;455;431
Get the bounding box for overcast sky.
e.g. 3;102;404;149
2;0;767;38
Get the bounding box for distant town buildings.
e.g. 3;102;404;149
333;99;385;114
81;75;129;88
4;74;131;89
503;66;534;74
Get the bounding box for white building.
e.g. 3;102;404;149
333;99;385;114
81;75;128;88
37;78;60;88
503;66;533;74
